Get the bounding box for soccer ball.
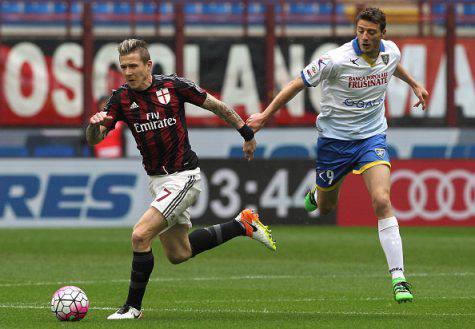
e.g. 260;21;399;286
51;286;89;321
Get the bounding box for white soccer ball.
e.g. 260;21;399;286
50;286;89;321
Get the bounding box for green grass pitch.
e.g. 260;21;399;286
0;226;474;328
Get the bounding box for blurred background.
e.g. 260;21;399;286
0;0;474;228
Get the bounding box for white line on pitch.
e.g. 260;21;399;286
145;296;475;304
0;275;305;287
0;304;473;317
0;272;473;288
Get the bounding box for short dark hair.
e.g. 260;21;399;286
118;38;150;63
355;7;386;31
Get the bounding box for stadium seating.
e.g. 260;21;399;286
137;2;154;14
411;145;447;158
113;2;131;15
202;3;228;15
450;145;466;158
465;4;475;15
270;145;310;158
52;1;80;14
229;146;265;158
92;2;112;14
409;145;475;159
451;145;475;158
26;135;87;158
387;145;399;159
33;145;76;157
0;1;473;27
24;2;51;14
0;146;29;157
1;1;23;14
231;3;244;15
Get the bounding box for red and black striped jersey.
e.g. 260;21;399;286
102;74;207;176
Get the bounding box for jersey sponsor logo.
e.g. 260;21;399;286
134;107;177;133
348;72;389;88
133;112;177;133
146;112;159;120
133;117;177;133
381;54;389;65
156;88;170;105
375;148;386;158
343;97;384;108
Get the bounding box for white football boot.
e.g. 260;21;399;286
235;209;277;251
107;305;143;320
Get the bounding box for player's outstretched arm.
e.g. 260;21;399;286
201;93;245;129
394;63;429;110
86;111;112;145
246;76;306;132
201;93;256;160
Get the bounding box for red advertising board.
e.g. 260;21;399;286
337;160;475;226
0;38;474;127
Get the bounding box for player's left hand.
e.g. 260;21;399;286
412;84;429;110
246;113;267;133
243;138;256;161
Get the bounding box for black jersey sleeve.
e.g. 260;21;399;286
172;75;207;106
102;89;123;132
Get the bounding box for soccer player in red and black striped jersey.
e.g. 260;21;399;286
86;39;276;320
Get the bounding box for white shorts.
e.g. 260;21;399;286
148;167;201;235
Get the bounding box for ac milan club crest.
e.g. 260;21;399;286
156;88;170;105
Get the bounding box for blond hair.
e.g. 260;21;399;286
118;39;150;63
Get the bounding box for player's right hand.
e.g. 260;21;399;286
89;111;113;126
246;113;267;132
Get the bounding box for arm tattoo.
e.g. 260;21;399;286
202;95;244;129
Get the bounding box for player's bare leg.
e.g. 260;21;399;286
159;224;193;264
108;207;166;320
362;164;413;303
108;207;275;320
304;179;344;214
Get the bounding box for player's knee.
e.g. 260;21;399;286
167;251;191;265
131;230;150;249
371;193;391;215
165;244;192;264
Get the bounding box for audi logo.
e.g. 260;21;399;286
391;169;475;221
